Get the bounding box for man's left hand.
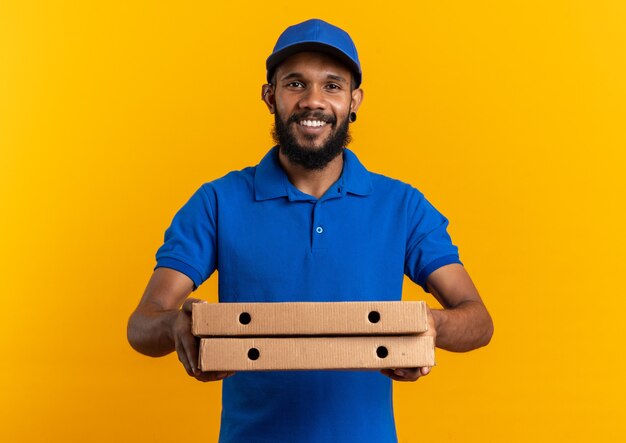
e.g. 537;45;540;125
380;305;436;382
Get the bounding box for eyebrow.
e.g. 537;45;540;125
326;74;348;84
279;72;349;84
279;72;303;82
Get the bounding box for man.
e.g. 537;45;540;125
128;19;493;443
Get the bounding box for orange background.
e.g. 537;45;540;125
1;1;625;441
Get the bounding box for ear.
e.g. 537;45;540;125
261;84;275;114
350;87;364;114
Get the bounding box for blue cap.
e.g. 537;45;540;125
266;19;362;88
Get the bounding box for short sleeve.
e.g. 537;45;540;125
154;185;217;290
404;189;462;292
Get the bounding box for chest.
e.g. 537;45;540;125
215;197;408;301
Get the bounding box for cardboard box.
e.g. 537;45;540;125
192;301;429;337
198;335;435;371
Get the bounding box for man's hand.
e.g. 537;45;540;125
128;268;235;382
380;306;436;382
173;298;236;382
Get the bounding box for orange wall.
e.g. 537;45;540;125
1;1;625;441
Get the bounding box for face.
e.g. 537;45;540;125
263;51;363;170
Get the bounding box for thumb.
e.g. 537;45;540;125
182;297;206;313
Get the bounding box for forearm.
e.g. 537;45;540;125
127;306;179;357
431;300;493;352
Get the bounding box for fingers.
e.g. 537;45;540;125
175;298;205;375
175;338;194;376
380;367;431;382
176;334;235;382
194;371;236;383
391;368;421;381
181;334;200;376
176;298;232;382
173;303;200;376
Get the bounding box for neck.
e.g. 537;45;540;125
278;148;344;199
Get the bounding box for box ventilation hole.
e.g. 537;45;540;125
239;312;251;325
368;311;381;323
376;346;388;358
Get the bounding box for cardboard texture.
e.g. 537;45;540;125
199;336;435;371
192;301;428;337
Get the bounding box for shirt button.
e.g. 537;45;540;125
315;226;324;234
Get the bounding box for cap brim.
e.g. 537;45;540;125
266;42;361;87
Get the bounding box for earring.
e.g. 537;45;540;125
349;111;357;123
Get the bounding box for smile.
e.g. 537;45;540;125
299;120;327;127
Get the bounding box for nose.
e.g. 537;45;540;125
298;85;326;110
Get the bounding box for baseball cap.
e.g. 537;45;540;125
266;19;362;88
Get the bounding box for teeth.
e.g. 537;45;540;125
299;120;326;127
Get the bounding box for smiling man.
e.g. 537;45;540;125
268;50;361;176
128;19;493;443
265;49;362;199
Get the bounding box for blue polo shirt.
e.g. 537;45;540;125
155;146;461;443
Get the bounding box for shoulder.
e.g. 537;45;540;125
364;170;452;225
198;165;256;199
368;170;426;207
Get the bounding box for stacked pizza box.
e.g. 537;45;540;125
192;301;434;371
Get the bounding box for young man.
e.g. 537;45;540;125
128;19;493;443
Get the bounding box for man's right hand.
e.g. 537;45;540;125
128;267;235;382
173;298;236;382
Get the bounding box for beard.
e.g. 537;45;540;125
272;109;352;170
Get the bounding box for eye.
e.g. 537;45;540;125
326;83;341;90
286;81;304;88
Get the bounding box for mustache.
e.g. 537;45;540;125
287;112;336;125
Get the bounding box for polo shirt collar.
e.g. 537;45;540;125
254;146;373;201
341;147;374;196
254;147;288;201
